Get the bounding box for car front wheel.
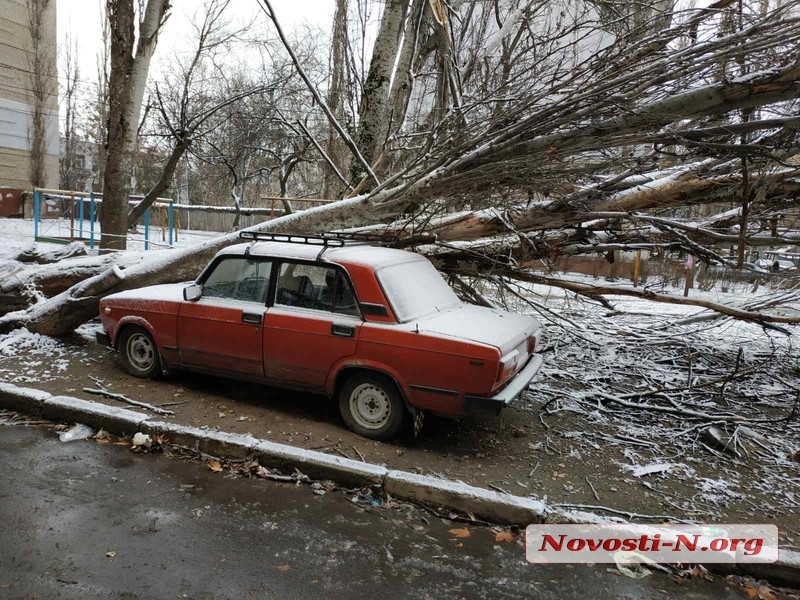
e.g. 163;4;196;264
119;327;161;379
339;373;407;441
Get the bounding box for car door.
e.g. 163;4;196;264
263;261;361;390
177;257;272;377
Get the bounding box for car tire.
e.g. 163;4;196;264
339;372;408;441
119;327;161;379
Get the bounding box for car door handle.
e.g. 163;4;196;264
331;323;355;338
242;312;262;324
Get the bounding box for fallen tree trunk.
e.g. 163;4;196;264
0;251;147;316
14;242;87;264
423;172;800;242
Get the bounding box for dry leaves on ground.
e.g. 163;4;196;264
448;527;471;538
491;528;516;543
745;584;778;600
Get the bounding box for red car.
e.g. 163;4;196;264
98;233;543;440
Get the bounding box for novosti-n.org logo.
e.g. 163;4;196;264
525;524;779;564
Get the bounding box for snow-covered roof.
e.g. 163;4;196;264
217;241;425;269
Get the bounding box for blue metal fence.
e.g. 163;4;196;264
33;188;175;251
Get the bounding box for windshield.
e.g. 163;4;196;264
376;259;461;322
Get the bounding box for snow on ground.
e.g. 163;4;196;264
1;217;225;254
0;327;72;382
495;275;800;522
0;322;99;387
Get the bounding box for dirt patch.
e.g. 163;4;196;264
1;318;798;549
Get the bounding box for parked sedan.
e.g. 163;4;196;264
97;233;543;440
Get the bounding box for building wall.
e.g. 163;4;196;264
0;0;59;191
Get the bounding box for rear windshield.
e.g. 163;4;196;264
376;259;460;322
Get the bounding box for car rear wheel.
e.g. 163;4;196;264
339;373;407;441
119;327;161;379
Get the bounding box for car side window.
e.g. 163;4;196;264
275;262;359;316
332;273;359;317
202;258;271;304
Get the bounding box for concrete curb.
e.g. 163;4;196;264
0;382;50;414
385;470;548;525
41;395;148;436
1;381;798;588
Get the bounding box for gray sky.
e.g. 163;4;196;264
57;0;334;85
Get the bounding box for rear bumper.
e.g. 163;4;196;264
462;354;543;416
96;331;112;347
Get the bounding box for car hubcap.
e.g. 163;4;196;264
127;333;155;372
349;383;391;430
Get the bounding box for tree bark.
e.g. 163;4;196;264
387;0;428;140
322;0;349;201
100;0;171;251
350;0;408;185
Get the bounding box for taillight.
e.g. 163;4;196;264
527;335;536;354
497;349;520;382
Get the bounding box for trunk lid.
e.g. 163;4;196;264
416;305;539;355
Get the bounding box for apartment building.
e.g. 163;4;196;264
0;0;59;191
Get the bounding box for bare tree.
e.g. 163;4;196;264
349;0;408;185
90;0;112;191
59;35;81;191
127;0;263;225
322;0;350;200
101;0;171;251
26;0;57;188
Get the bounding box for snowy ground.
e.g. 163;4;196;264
1;217;225;256
1;217;799;542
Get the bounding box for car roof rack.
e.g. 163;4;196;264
238;231;400;247
240;231;346;247
322;231;400;244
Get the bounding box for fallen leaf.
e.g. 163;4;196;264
276;564;291;572
448;527;471;538
207;460;223;473
745;585;777;600
105;551;116;558
494;531;515;543
455;543;463;548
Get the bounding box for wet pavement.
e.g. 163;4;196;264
0;425;753;599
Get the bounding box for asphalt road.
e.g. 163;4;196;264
0;425;750;600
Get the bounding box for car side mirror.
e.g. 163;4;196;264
183;283;202;302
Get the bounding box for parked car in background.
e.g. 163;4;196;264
755;258;798;273
774;259;798;272
97;233;544;440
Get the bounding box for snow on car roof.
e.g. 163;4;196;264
217;241;425;268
